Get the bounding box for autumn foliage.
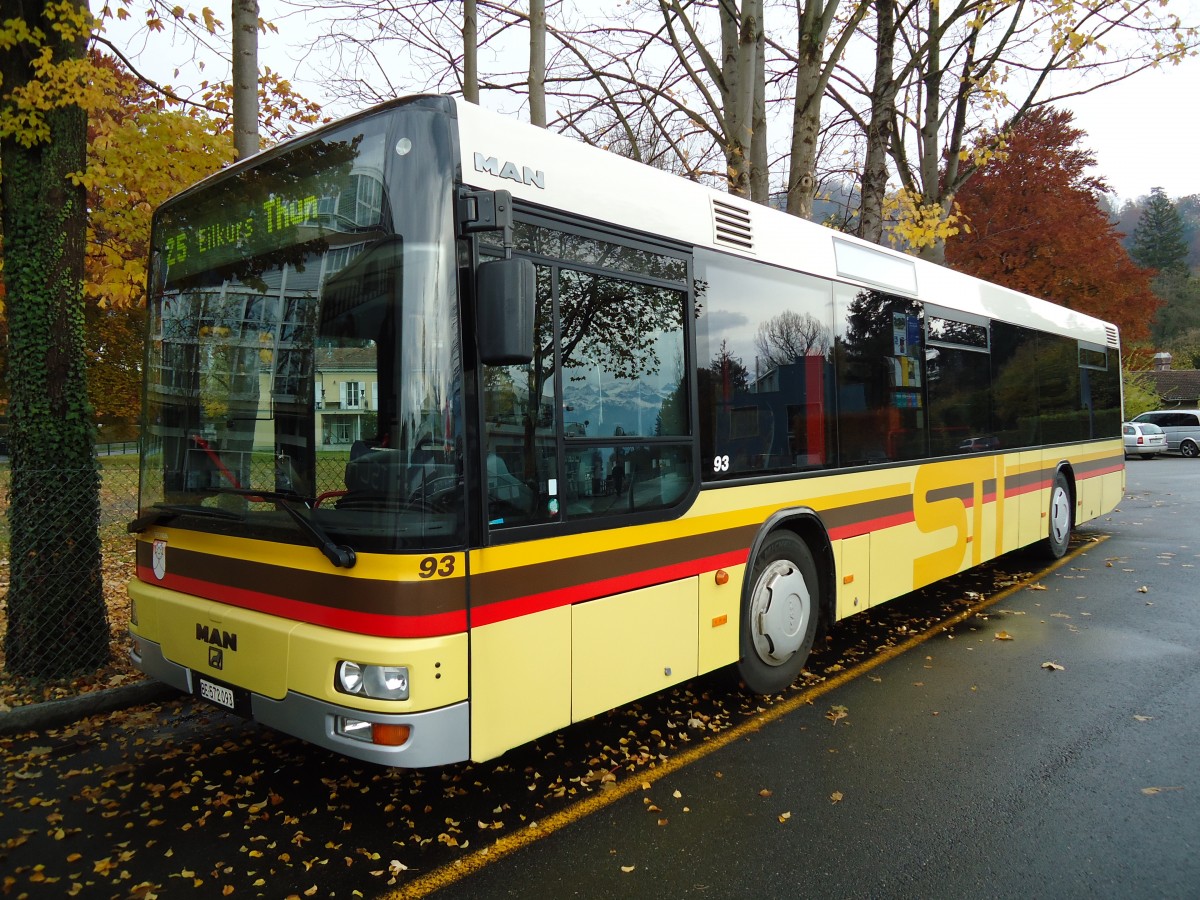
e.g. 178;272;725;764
945;108;1159;344
83;54;235;309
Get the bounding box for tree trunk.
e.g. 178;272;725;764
719;0;759;197
529;0;546;127
858;0;896;245
787;1;830;219
787;0;869;219
914;0;945;262
750;2;769;204
1;0;108;677
463;0;479;103
232;0;259;159
788;72;821;218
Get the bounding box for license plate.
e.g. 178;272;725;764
198;677;235;709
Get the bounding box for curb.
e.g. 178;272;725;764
0;680;181;738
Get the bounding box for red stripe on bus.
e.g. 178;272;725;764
469;549;750;627
1080;462;1123;479
1005;478;1052;498
826;509;914;541
137;565;467;638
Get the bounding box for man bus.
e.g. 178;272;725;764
128;95;1124;767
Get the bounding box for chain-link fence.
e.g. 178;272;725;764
0;455;142;709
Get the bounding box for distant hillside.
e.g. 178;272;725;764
768;180;860;229
1113;192;1200;270
773;182;1200;272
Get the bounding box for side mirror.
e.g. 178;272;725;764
477;257;535;366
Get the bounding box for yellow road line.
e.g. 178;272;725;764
383;535;1106;899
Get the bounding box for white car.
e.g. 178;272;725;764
1131;409;1200;458
1123;422;1167;459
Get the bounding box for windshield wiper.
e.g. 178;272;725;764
128;503;245;534
212;488;357;569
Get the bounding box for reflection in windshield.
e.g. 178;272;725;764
139;105;463;553
480;223;693;529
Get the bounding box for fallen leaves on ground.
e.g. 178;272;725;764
825;705;849;726
0;547;1075;896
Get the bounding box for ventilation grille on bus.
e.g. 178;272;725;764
712;198;754;252
1106;325;1120;348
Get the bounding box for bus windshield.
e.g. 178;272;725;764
137;100;464;553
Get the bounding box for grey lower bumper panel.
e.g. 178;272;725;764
130;634;470;768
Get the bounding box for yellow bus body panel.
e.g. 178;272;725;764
698;563;743;673
128;438;1122;764
570;578;699;723
837;534;870;619
469;606;572;762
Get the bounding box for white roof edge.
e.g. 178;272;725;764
449;98;1117;347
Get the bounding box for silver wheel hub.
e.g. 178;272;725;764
1050;484;1071;544
749;560;811;665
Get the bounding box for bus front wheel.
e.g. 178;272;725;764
1044;470;1073;559
738;530;819;694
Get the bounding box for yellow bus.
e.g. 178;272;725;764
128;95;1124;767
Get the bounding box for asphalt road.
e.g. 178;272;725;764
1;459;1196;899
423;458;1200;900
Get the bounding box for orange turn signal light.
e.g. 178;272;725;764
372;724;411;746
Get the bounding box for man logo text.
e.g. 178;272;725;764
473;153;546;189
196;624;237;651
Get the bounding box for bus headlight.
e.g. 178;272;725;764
365;666;409;699
335;661;409;700
336;661;364;694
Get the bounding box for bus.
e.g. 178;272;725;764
127;94;1124;767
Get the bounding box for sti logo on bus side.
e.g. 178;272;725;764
473;152;546;190
196;624;238;652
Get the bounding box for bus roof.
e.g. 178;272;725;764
452;97;1118;350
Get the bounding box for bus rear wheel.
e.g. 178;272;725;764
738;530;819;694
1044;470;1073;559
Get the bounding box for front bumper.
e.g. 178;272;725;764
130;633;470;768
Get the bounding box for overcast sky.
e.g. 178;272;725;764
1062;39;1200;204
112;1;1200;206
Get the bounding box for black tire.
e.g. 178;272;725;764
1044;470;1073;559
1181;440;1199;459
738;530;820;694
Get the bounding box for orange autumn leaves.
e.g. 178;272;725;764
947;108;1160;344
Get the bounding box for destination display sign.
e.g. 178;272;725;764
157;190;326;286
154;123;390;288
